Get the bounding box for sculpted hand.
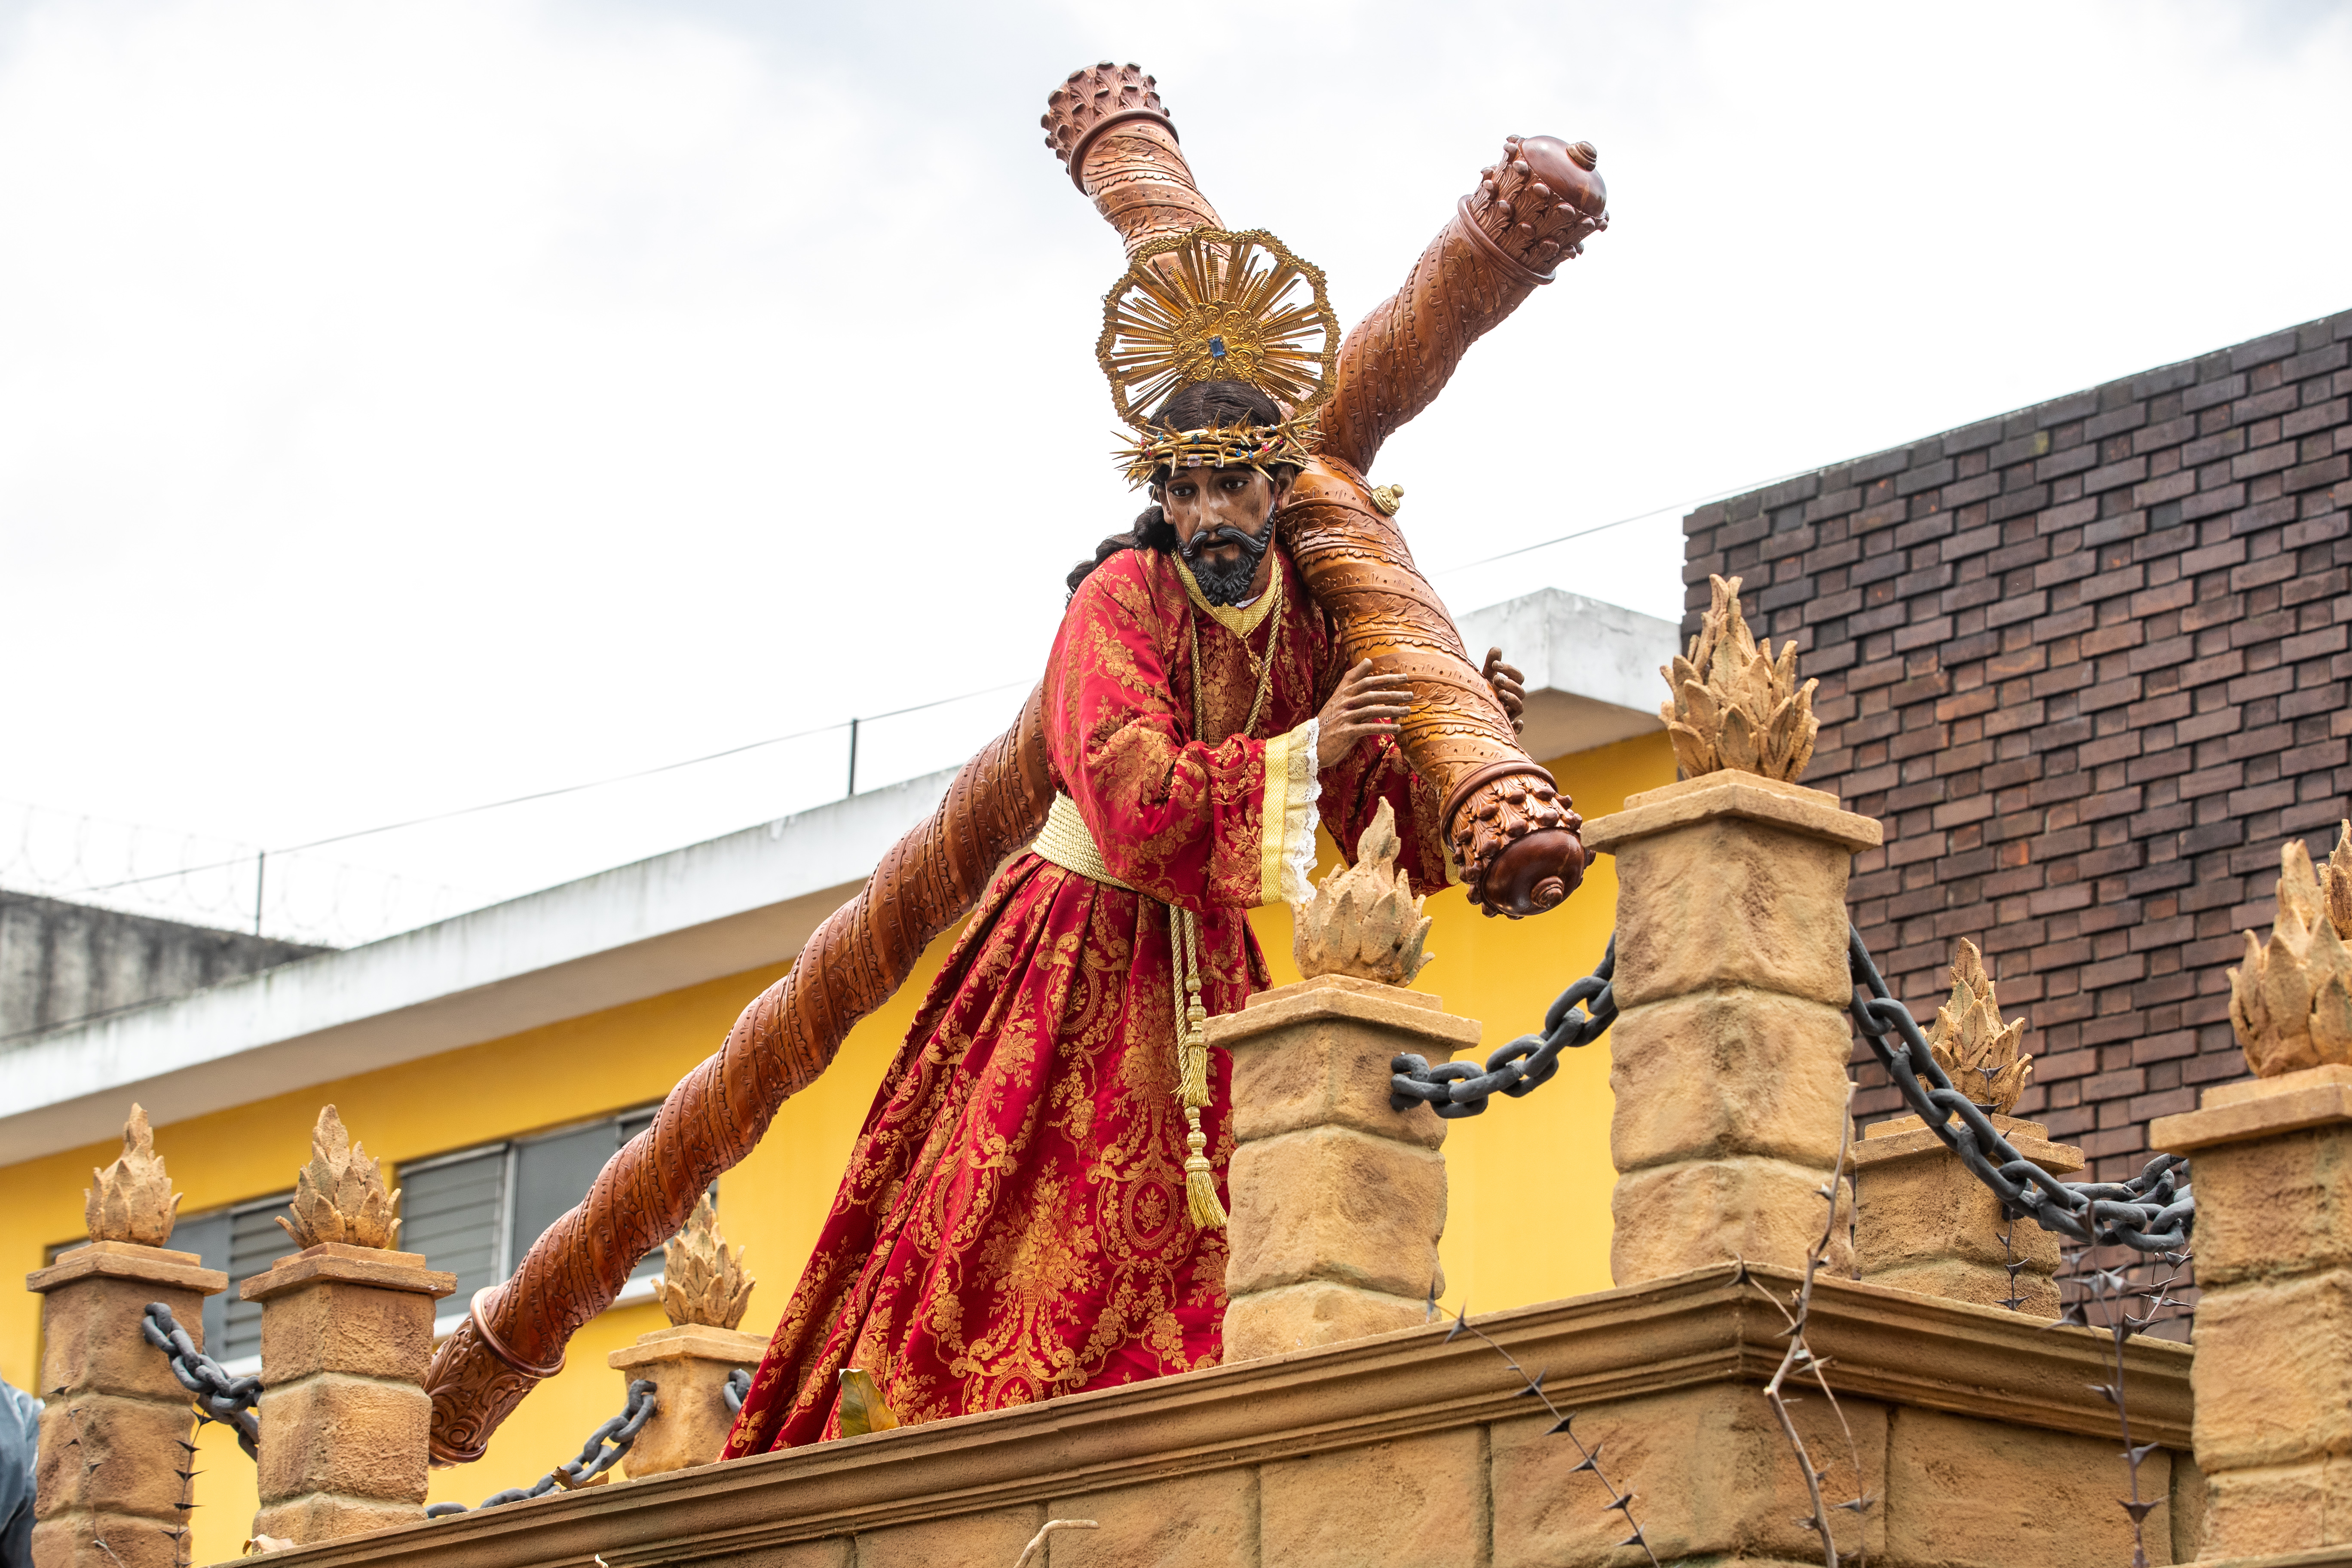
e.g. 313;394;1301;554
1316;658;1413;770
1482;647;1526;734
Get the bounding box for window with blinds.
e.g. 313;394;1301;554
401;1144;510;1314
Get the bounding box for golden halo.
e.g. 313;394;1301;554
1096;227;1339;431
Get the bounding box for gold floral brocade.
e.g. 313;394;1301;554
721;543;1446;1457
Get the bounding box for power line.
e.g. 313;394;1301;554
1427;463;1824;577
42;464;1818;900
55;679;1030;897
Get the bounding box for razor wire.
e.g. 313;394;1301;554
2;801;479;954
426;1380;657;1516
6;679;1028;950
1389;937;1617;1118
1847;925;2193;1253
140;1302;260;1459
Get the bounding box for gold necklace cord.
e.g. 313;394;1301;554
1187;566;1281;746
1169;572;1280;1232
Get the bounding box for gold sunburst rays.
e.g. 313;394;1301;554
1097;228;1338;429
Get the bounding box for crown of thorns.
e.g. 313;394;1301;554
1112;412;1320;486
1097;226;1336;487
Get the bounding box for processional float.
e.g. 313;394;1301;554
423;61;1612;1463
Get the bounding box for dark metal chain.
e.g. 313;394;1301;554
1390;937;1617;1118
1847;925;2192;1253
141;1302;259;1459
723;1367;750;1415
1381;920;2194;1253
426;1380;657;1516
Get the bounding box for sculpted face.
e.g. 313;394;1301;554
1155;463;1294;606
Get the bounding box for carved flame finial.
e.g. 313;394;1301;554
658;1193;755;1330
2228;824;2352;1078
86;1103;181;1246
277;1105;401;1250
1293;798;1433;986
1660;574;1819;783
1925;940;2033;1115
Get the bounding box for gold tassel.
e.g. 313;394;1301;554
1184;1110;1225;1228
1173;908;1227;1230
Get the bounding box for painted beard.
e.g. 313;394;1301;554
1179;521;1270;606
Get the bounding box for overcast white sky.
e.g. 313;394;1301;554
5;0;2349;943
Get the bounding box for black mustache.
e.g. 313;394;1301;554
1181;521;1269;607
1179;523;1270;560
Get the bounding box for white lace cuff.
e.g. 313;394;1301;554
1258;717;1322;906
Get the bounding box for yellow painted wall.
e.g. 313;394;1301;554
0;950;945;1566
0;729;1670;1565
1248;730;1670;1318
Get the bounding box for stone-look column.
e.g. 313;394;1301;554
1852;1113;2082;1315
607;1325;767;1477
28;1241;228;1568
243;1243;455;1542
1584;772;1881;1285
1211;972;1476;1359
2150;1063;2352;1559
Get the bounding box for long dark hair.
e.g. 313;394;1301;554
1064;380;1297;598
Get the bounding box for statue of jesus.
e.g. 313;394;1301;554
420;68;1609;1467
721;356;1533;1451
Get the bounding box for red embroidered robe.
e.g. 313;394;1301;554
722;543;1449;1456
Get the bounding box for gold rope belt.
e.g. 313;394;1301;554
1033;793;1135;891
1031;793;1225;1229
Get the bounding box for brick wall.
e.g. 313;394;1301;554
1681;308;2352;1181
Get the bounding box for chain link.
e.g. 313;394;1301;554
141;1302;259;1459
1390;937;1617;1118
1383;921;2194;1253
1846;925;2192;1253
426;1380;658;1516
143;1299;669;1510
143;1302;678;1504
723;1367;750;1415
